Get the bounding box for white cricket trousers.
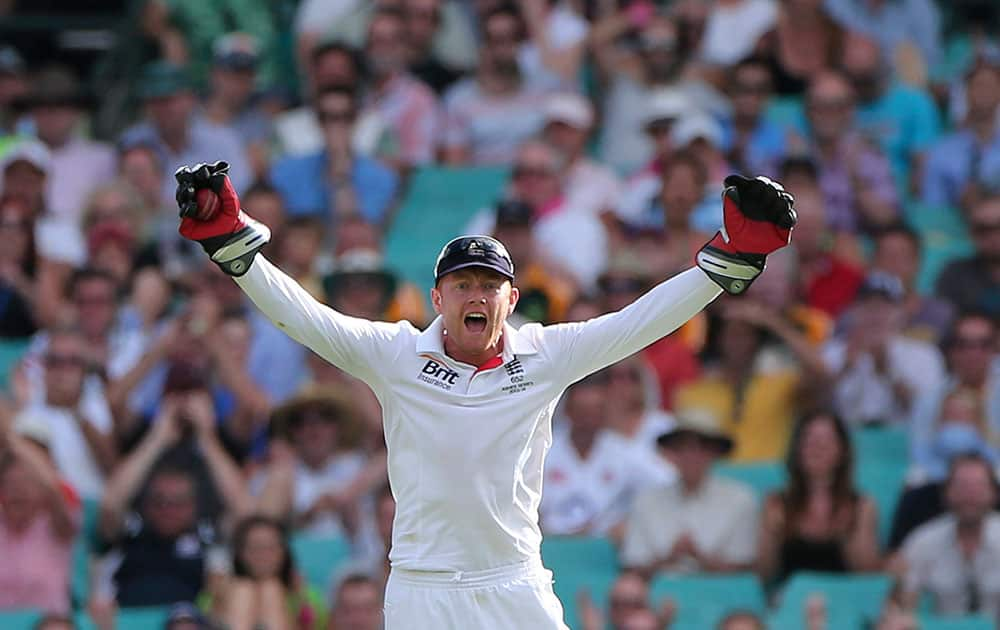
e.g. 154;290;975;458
383;558;569;629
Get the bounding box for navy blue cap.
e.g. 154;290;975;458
164;602;207;629
434;235;514;282
857;270;905;303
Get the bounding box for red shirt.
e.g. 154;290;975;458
803;256;864;318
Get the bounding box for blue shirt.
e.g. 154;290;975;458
824;0;942;69
922;128;1000;208
855;83;940;187
269;151;399;223
721;118;789;174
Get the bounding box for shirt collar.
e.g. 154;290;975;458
415;316;539;363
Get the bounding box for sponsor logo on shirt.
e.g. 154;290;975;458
418;359;459;390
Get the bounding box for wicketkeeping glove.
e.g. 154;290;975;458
176;161;270;277
696;175;796;294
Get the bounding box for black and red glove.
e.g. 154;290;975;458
175;161;270;277
696;174;796;294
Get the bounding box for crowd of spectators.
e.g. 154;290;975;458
0;0;999;628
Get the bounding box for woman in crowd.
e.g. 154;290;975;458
752;0;845;96
0;424;80;613
756;410;881;582
205;515;327;630
0;197;39;338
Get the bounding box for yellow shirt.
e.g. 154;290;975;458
674;370;801;462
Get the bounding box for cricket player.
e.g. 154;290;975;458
174;162;796;629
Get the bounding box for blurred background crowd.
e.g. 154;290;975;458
0;0;999;629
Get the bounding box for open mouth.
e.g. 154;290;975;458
464;312;487;333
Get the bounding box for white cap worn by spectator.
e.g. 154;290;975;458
543;93;594;130
13;408;53;450
0;139;52;175
643;88;690;129
671;112;724;149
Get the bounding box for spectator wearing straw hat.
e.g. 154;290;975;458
621;407;758;577
253;387;379;541
541;92;621;223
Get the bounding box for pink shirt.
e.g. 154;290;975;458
366;74;440;166
0;508;78;613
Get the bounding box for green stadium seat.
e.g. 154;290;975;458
713;461;786;501
648;573;765;630
383;166;509;293
918;615;997;630
857;459;908;545
770;572;892;630
0;338;30;391
904;203;975;294
290;535;352;593
541;536;620;630
852;426;909;469
115;607;170;630
75;607;170;630
71;498;103;607
0;609;41;630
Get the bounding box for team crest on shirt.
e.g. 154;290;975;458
501;358;534;394
418;359;459;390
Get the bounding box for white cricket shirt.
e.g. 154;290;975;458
236;256;721;572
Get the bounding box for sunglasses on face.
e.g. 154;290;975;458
45;353;85;368
970;220;1000;234
953;336;994;350
318;110;355;125
735;81;770;94
486;31;520;46
645;120;675;137
148;493;194;509
808;97;852;111
512;165;555;179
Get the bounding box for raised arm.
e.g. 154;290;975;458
548;175;797;385
174;162;400;386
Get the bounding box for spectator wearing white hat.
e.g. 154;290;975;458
592;12;730;174
670;112;728;234
541;92;621;221
615;88;690;229
0;139;89;270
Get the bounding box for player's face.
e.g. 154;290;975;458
432;268;519;361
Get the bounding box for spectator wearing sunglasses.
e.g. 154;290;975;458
269;85;399;226
935;195;1000;318
10;328;116;500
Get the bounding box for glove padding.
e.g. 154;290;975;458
175;161;270;277
697;175;796;295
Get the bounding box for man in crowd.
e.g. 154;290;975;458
96;385;249;607
362;7;439;170
441;4;548;166
270;85;398;225
935;195;1000;318
201;33;272;180
923;58;1000;209
24;65;116;226
824;271;945;426
901;453;1000;619
541;374;671;541
120;62;251;206
621;409;757;577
